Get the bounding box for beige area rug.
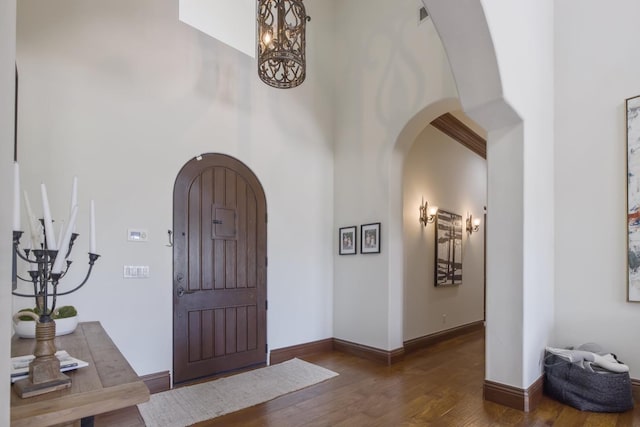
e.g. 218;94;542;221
137;358;339;427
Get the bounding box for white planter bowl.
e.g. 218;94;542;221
12;316;79;339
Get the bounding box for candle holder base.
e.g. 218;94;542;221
12;319;72;398
13;372;71;398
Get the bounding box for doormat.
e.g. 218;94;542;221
137;358;339;427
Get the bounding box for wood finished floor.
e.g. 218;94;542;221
96;330;640;426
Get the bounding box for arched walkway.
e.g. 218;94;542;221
387;0;540;410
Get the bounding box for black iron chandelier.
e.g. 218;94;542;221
257;0;310;89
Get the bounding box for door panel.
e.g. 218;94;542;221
173;154;267;384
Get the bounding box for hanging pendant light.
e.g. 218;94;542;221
257;0;310;89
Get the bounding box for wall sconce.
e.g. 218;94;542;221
419;197;438;227
466;213;481;234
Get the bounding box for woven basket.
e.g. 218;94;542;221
544;351;634;412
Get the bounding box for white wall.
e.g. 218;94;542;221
333;0;457;350
1;0;16;421
483;0;555;388
485;124;525;385
14;0;335;376
403;124;486;340
554;0;640;378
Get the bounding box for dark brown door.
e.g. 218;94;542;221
173;154;267;384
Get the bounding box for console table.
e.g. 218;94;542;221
11;321;150;427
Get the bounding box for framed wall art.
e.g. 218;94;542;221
339;226;357;255
435;210;462;286
361;222;381;254
627;95;640;302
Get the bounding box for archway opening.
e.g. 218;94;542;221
402;107;487;346
387;1;532;408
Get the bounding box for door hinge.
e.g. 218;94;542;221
265;213;268;223
265;344;268;353
265;257;268;267
265;300;268;310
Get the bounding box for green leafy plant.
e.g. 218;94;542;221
17;305;77;321
55;306;78;319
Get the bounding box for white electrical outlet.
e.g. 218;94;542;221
123;265;150;279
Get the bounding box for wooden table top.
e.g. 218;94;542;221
11;321;150;427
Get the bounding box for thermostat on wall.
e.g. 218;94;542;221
127;229;148;242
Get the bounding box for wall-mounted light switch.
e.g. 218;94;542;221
123;265;150;278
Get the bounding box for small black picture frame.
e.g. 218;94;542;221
339;226;357;255
360;222;381;254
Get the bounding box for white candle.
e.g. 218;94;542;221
52;205;77;274
23;190;38;249
70;176;77;232
13;162;20;231
40;183;57;250
89;200;96;254
57;220;65;251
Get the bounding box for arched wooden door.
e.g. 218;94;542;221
173;154;267;384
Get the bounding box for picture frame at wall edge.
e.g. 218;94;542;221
360;222;381;254
626;94;640;302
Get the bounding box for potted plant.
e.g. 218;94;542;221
12;306;79;338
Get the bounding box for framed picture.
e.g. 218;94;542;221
361;222;381;254
339;226;357;255
435;210;462;286
627;95;640;302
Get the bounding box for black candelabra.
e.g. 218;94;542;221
11;225;100;398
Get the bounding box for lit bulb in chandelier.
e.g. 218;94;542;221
262;30;273;46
